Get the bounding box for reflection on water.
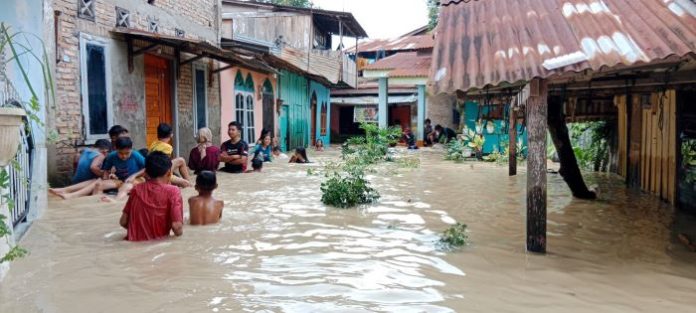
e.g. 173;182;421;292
1;149;696;312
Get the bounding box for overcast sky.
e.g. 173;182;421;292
312;0;429;40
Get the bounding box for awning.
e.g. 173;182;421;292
331;95;417;105
111;28;276;77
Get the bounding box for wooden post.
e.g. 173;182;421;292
378;77;388;128
547;96;597;199
417;84;426;143
526;78;548;253
509;103;517;176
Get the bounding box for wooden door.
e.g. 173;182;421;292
145;54;172;147
311;93;317;146
280;105;289;152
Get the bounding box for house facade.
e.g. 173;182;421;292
49;0;225;185
220;0;366;150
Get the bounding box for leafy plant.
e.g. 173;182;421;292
570;122;611;172
439;223;468;248
444;139;470;162
320;171;379;208
682;139;696;185
0;23;55;263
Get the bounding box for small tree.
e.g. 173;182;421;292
264;0;313;8
427;0;439;31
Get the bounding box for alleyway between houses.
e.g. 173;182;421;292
1;149;695;312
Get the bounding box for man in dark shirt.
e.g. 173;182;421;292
435;124;457;144
220;121;249;173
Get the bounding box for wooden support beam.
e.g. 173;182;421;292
175;48;181;80
132;43;159;56
509;104;517;176
179;54;205;67
212;63;235;74
548;96;597;199
127;38;133;74
526;78;548;254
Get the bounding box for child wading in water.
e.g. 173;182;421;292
289;147;310;164
188;171;224;225
149;123;192;187
119;152;184;241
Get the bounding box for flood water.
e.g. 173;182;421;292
2;149;696;312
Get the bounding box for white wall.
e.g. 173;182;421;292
0;0;51;280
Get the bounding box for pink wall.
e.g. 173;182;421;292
219;64;277;143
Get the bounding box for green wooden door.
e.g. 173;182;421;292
279;70;309;149
280;105;289;152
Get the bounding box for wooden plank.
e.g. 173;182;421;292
617;95;627;177
650;105;659;194
526;78;548;254
668;89;677;204
509;104;517;176
641;108;648;190
656;94;664;197
660;91;670;199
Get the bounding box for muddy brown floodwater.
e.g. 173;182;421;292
1;149;696;312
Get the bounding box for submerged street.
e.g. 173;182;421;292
1;150;695;312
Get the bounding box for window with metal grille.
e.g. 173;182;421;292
234;92;255;143
194;66;207;130
115;7;130;28
80;34;113;140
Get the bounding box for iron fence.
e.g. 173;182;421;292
8;120;34;227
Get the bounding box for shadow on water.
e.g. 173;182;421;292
1;148;696;312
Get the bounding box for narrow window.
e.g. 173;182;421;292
80;37;112;139
194;67;207;130
235;93;244;130
320;102;327;135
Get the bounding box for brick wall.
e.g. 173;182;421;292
49;0;221;185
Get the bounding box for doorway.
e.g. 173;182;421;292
311;92;317;146
144;54;173;148
262;79;274;137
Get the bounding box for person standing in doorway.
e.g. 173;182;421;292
220;122;249;173
424;119;434;146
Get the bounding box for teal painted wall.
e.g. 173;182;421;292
310;81;331;146
278;70;309;150
463;102;528;155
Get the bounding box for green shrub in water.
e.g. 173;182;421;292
439;223;469;248
445;139;469;162
320;171;380;208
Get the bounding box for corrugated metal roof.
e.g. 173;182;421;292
364;52;432;78
429;0;696;94
351;35;435;53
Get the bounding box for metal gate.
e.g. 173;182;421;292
8;117;33;227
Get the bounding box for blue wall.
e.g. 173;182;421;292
463;101;527;155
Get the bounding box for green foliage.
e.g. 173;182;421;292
462;129;485;153
320;171;380;208
682;139;696;184
321;123;402;208
444;139;470;162
265;0;313;8
439;223;468;248
570;122;611;171
427;0;439;31
0;23;53;264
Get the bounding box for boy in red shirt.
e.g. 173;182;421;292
119;152;184;241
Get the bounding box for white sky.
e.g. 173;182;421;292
312;0;429;40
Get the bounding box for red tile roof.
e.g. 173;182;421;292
430;0;696;94
351;35;435;53
364;52;432;78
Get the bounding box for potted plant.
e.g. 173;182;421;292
0;107;25;166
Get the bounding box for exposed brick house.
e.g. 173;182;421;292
49;0;228;185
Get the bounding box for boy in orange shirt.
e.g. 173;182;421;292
149;123;192;187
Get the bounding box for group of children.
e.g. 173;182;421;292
51;121;322;242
